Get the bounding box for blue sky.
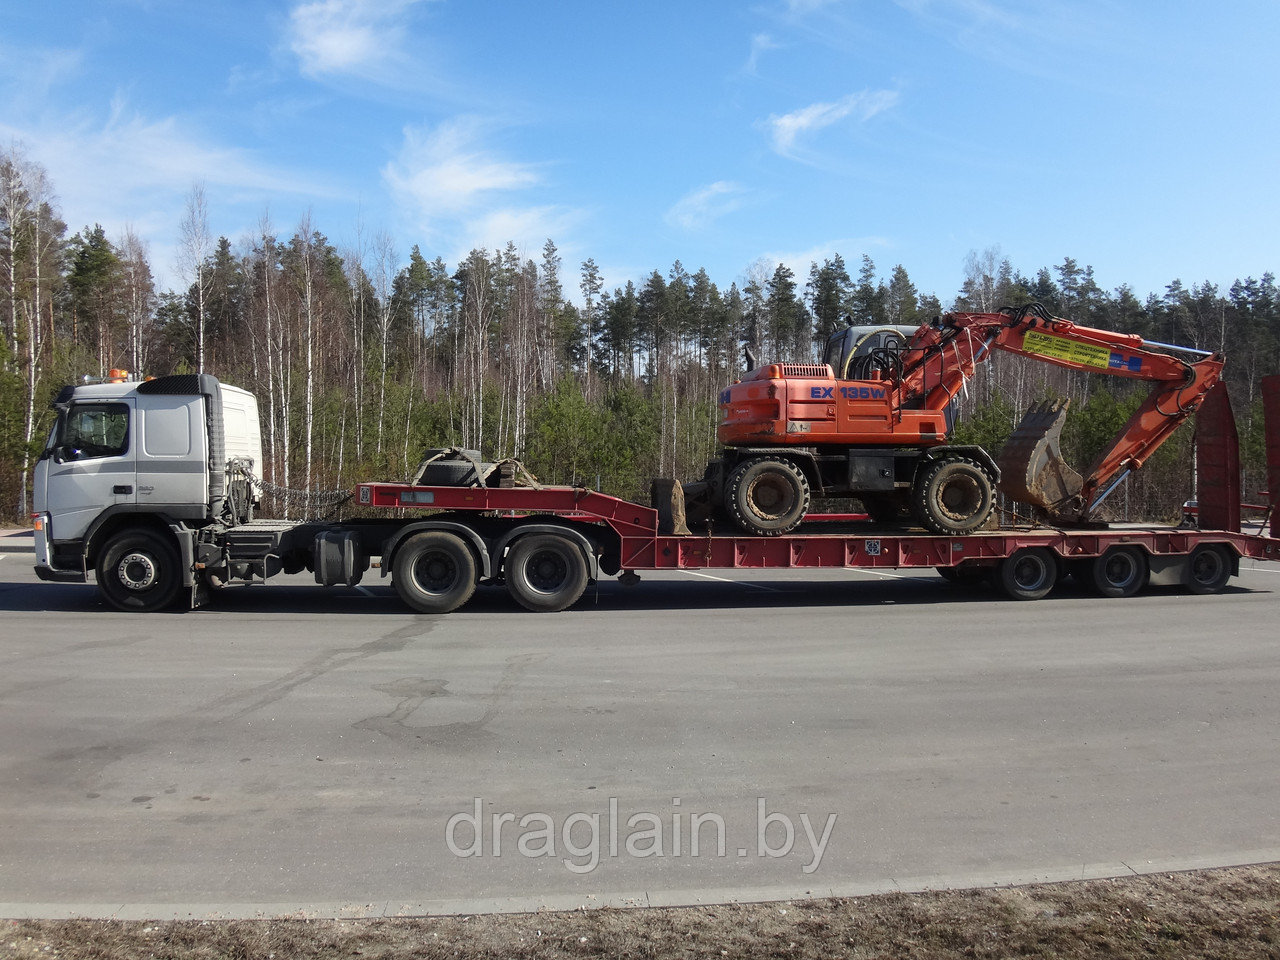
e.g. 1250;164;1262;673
3;0;1278;305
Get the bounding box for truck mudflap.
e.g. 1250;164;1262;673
997;399;1085;519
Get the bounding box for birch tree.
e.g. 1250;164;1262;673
177;183;212;372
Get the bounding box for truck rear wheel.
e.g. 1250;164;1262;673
914;457;994;535
1184;543;1232;594
504;534;589;612
998;547;1058;600
393;531;478;613
726;457;811;536
1090;545;1149;598
96;530;181;612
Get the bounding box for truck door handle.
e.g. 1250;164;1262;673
113;485;133;495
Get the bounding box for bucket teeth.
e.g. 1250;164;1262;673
997;398;1085;517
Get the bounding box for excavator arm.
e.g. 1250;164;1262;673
901;304;1224;523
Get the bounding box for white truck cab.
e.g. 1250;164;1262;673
33;372;262;610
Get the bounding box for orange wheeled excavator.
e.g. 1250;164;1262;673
694;303;1224;536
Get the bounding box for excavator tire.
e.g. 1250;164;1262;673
913;456;995;535
726;457;811;536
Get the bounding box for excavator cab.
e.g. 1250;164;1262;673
822;323;921;380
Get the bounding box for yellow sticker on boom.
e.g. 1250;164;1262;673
1022;330;1111;369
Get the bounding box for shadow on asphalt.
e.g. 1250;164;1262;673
0;573;1257;617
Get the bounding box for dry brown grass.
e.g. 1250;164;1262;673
4;864;1279;959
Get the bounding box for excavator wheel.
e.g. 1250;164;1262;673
726;457;811;536
913;456;995;536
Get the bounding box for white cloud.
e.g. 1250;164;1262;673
461;206;585;260
288;0;426;80
0;42;84;107
765;90;899;159
383;118;586;261
759;237;891;282
0;100;329;289
744;33;781;74
383;118;541;223
786;0;844;12
665;181;748;231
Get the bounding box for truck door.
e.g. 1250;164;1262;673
42;399;137;543
135;393;208;514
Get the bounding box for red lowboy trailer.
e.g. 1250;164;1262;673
349;378;1280;613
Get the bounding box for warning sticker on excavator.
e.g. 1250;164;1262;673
1022;330;1112;369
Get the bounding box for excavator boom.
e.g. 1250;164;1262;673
981;305;1223;522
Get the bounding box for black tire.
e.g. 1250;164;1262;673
392;531;478;613
1091;545;1149;598
913;457;994;535
96;530;182;612
725;457;811;536
505;534;590;612
997;547;1058;601
1184;543;1232;595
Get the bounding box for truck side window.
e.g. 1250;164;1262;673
61;403;130;460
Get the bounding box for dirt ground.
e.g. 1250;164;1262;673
4;864;1278;959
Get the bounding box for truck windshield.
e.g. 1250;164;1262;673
59;403;130;460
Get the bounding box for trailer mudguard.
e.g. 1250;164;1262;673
492;523;602;582
379;521;493;581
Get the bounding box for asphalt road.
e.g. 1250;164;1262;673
1;530;1278;918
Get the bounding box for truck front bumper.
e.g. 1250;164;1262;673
35;565;88;583
32;513;87;583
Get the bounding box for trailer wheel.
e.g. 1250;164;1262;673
505;534;589;612
997;547;1058;601
913;457;994;535
1184;543;1232;595
393;531;478;613
1091;545;1149;598
96;530;182;612
726;457;811;536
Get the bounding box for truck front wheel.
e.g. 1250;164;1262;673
96;530;182;612
393;531;478;613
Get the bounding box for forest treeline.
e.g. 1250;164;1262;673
2;146;1276;523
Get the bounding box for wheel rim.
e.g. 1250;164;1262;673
117;552;158;591
414;551;458;594
1102;552;1139;589
1012;555;1049;590
526;549;569;592
937;474;982;522
1191;548;1224;586
746;474;795;520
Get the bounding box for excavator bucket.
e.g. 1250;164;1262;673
996;399;1085;516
